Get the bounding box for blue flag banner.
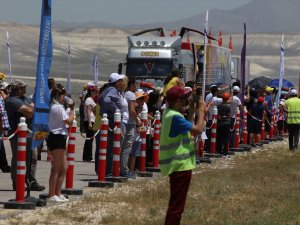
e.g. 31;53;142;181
31;0;53;149
240;22;246;105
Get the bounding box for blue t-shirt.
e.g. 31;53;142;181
265;95;273;115
169;115;193;138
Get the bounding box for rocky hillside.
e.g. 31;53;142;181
0;22;299;87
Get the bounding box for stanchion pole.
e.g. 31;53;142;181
106;109;127;182
16;119;27;202
210;106;218;154
65;120;77;189
137;110;153;177
242;107;248;144
62;120;83;195
152;111;160;168
230;108;247;152
261;114;266;141
139;110;147;172
269;109;274;139
273;107;277;137
4;117;36;209
98;114;108;181
234;108;240;148
112;109;121;177
88;114;114;188
146;111;161;172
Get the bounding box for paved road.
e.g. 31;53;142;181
0;133;99;216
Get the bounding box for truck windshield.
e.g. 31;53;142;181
126;61;173;77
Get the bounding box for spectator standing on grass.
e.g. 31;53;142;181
0;81;11;173
205;86;222;152
47;87;74;202
99;73;125;176
216;92;231;155
249;96;266;147
284;89;300;151
121;77;141;178
5;80;45;191
118;76;130;175
229;86;243;147
264;87;274;139
82;85;98;162
128;91;146;175
159;86;205;225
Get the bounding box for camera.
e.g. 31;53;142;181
63;96;74;108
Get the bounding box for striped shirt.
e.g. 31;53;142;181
0;96;10;130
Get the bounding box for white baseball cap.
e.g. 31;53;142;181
233;86;240;92
109;73;125;83
0;82;9;90
290;89;298;96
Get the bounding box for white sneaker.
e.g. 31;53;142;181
48;195;63;202
58;194;69;202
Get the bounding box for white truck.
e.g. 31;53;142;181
118;27;234;89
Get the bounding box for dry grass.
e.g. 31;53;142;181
2;140;300;225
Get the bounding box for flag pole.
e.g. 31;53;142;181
66;41;71;95
240;23;247;105
275;34;284;121
6;31;12;83
202;10;209;100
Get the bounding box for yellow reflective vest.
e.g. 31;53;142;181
159;109;196;176
286;97;300;124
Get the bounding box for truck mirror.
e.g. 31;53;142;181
118;63;123;74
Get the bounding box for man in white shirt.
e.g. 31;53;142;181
205;86;222;152
229;86;243;147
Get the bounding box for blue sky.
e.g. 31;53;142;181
0;0;250;25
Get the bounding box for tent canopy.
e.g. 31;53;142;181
248;76;272;90
268;79;294;88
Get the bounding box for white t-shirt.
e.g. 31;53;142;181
230;95;242;118
120;94;129;124
208;96;222;120
125;91;136;124
49;103;69;135
205;93;213;103
84;97;96;122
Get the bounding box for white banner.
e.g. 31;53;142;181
92;55;99;85
6;31;12;82
202;10;209;99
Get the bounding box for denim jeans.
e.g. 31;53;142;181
94;131;100;174
120;123;135;175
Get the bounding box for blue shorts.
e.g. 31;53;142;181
130;140;141;157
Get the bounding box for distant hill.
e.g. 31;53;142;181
66;0;300;34
153;0;300;33
0;22;299;100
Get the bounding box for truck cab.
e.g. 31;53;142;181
119;27;234;90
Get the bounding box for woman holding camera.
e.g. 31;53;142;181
47;87;74;202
